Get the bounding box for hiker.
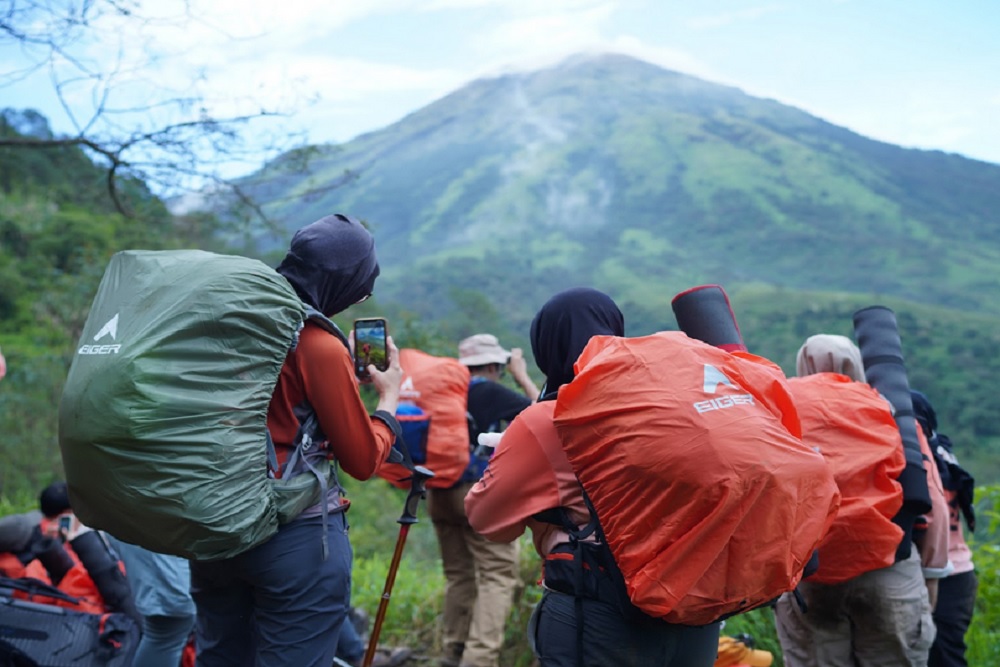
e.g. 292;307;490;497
912;390;978;667
189;213;404;667
429;333;539;667
104;534;197;667
774;334;944;667
0;482;139;624
465;287;720;667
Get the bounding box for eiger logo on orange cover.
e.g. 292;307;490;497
694;364;754;414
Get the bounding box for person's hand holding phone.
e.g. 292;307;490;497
48;512;90;542
508;348;528;378
370;335;402;414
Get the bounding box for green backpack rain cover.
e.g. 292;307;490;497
58;249;308;561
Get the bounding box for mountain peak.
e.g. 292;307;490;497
247;50;1000;330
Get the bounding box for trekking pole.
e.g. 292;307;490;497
362;464;434;667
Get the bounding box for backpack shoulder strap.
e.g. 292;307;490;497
302;306;350;349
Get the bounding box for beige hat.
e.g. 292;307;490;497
458;333;510;366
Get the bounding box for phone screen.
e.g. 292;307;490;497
58;514;72;534
354;318;389;379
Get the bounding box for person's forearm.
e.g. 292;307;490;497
35;538;74;584
71;531;141;622
514;373;540;400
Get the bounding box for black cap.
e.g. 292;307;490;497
39;481;71;518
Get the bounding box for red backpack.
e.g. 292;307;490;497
379;349;471;489
787;373;905;584
553;332;840;625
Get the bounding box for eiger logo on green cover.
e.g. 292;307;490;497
78;313;121;355
693;364;754;414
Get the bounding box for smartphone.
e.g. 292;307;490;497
57;514;73;534
354;318;389;380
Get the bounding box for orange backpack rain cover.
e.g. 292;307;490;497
379;349;471;489
787;373;905;584
553;332;840;625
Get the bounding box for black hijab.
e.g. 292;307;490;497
530;287;625;400
276;214;380;316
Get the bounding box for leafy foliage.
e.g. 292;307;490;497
0;115;227;497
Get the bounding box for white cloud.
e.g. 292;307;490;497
686;4;787;30
603;37;726;83
465;3;617;74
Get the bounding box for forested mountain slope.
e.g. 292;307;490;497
240;52;1000;336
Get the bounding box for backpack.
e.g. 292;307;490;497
395;403;432;465
0;577;140;667
58;249;344;561
787;373;906;584
552;332;840;625
930;432;976;532
379;349;471;489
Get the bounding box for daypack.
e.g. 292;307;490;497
396;403;432;465
930;431;976;532
787;373;906;584
0;577;140;667
552;332;840;626
379;349;471;489
58;249;343;561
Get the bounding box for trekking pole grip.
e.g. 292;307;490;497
400;465;434;525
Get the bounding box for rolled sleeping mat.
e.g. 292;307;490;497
671;284;748;352
853;305;932;561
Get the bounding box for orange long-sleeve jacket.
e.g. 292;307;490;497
268;322;394;484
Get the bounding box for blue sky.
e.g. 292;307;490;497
3;0;999;177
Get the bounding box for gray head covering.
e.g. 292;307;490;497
796;334;866;381
0;511;43;553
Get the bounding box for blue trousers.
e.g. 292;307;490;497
191;513;352;667
135;615;196;667
335;611;366;663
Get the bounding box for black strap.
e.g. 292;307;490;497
302;307;350;349
0;575;81;606
535;493;621;667
793;587;808;614
373;410;412;468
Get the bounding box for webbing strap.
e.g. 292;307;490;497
301;444;330;562
287;411;334;561
558;497;602;667
265;429;279;477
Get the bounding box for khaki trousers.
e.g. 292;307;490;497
775;549;936;667
427;483;520;667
